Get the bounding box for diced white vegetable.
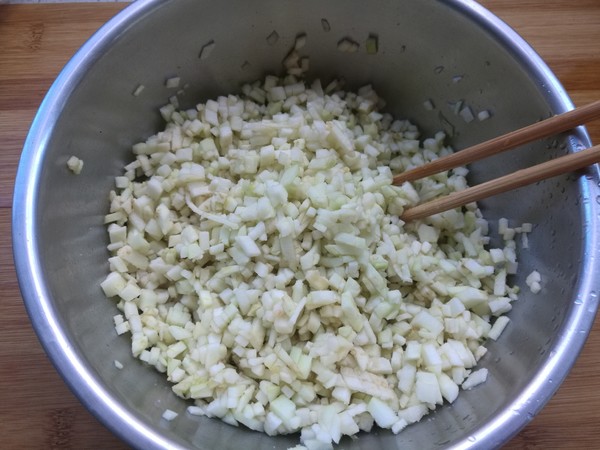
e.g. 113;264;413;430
100;272;127;298
477;110;491;121
438;372;459;403
397;404;428;424
102;74;526;449
397;364;417;394
488;316;510;341
489;248;505;263
235;236;261;257
165;77;180;89
415;371;443;405
66;156;84;174
367;397;397;428
337;38;359;53
493;269;507;296
459;106;475;123
162;409;178;421
270;395;297;427
462;368;489;390
521;222;533;233
132;84;145;97
525;270;542;294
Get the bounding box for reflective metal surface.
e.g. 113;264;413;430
12;0;600;449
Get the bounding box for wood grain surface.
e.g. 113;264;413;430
1;2;599;449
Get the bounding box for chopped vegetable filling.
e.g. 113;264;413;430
103;74;526;450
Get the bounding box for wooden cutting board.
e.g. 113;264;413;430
1;2;599;448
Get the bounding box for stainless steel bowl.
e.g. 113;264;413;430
12;1;600;449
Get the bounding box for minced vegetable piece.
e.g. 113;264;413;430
103;74;524;449
477;110;491;121
459;106;475;123
461;368;488;390
283;35;310;76
132;84;145;97
365;34;378;54
67;155;83;174
526;270;542;294
162;409;178;421
165;77;181;89
337;38;359;53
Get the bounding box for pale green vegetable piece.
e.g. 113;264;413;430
367;397;397;428
66;155;84;174
365;34;378;55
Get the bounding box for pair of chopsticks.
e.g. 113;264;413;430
395;100;600;221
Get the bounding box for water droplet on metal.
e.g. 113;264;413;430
596;195;600;205
468;436;476;443
434;65;444;74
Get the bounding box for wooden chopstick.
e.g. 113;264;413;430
392;100;600;185
400;143;600;222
